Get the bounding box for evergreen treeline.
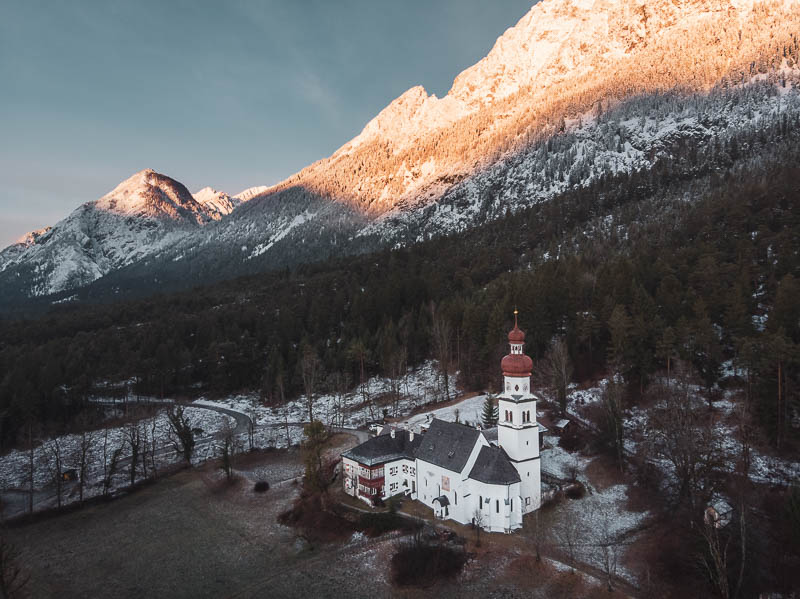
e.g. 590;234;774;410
0;139;798;451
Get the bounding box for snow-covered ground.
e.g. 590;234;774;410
401;393;488;431
195;360;446;430
0;406;236;517
563;376;800;487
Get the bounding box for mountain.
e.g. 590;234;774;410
2;0;799;306
0;169;238;297
192;187;244;219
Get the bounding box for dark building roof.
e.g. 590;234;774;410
434;495;450;506
414;418;481;473
469;445;521;485
341;429;422;467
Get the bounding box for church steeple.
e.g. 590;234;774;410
501;311;533;390
496;311;541;513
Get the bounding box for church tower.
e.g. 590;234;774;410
497;310;541;513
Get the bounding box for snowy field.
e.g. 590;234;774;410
0;406;235;517
195;360;447;430
562;376;800;491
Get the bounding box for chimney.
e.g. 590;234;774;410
390;428;396;439
409;431;414;441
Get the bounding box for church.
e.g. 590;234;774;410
341;312;542;533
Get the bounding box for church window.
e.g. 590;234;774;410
511;498;513;511
526;497;531;505
515;384;519;391
454;491;457;505
496;500;499;513
479;495;482;507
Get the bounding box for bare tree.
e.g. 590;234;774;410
101;427;122;499
301;344;321;422
602;380;626;471
219;421;235;482
282;406;291;448
0;534;29;599
246;404;257;451
701;501;746;599
43;436;66;509
648;374;725;510
545;337;573;414
123;420;142;486
148;414;159;478
555;509;581;572
25;424;37;514
166;405;195;466
430;302;452;401
472;508;485;547
594;505;623;591
346;338;369;411
530;509;549;563
73;428;95;504
388;347;407;417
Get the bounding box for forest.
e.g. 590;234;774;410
0;127;798;460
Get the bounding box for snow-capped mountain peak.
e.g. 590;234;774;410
192;187;243;219
95;168;210;224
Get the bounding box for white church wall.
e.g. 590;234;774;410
470;479;523;532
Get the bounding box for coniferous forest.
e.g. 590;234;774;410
1;132;798;459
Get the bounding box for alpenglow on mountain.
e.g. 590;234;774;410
2;0;799;306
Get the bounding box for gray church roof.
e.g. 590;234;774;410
414;418;481;473
341;429;422;467
468;445;521;485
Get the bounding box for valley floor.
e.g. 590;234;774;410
6;430;646;599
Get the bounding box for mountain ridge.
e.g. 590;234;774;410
2;0;799;304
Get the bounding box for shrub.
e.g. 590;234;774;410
358;512;419;537
278;490;355;541
564;483;586;499
391;535;468;587
254;481;270;493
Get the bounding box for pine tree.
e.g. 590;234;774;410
481;393;499;428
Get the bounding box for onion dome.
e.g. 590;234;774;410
508;309;525;343
501;353;533;377
508;325;525;343
502;310;532;376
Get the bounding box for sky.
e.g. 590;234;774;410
0;0;536;247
